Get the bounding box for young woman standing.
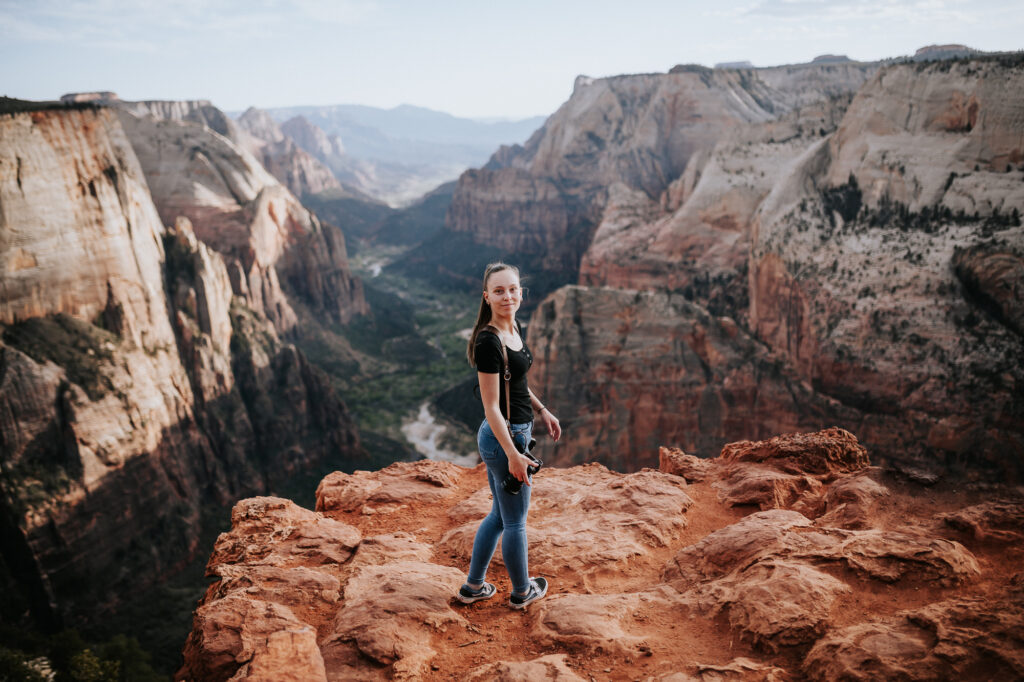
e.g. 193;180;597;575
457;262;561;609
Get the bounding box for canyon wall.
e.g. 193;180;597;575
0;102;365;630
520;56;1024;479
116;102;367;331
448;63;876;276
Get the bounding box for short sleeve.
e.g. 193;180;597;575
474;331;503;374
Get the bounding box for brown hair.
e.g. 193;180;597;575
466;262;521;366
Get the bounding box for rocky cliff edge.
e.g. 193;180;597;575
177;428;1024;681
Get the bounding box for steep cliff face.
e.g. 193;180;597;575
235;108;341;198
497;56;1024;479
748;57;1024;477
448;63;875;276
527;286;856;470
116;103;367;330
0;104;363;630
579;95;852;313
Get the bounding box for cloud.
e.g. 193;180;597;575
746;0;975;23
0;0;377;48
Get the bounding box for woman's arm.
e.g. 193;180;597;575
479;371;535;484
528;388;561;442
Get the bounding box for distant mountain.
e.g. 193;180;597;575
264;103;546;161
225;104;544;206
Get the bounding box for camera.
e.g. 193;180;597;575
502;437;542;495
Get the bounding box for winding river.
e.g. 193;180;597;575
401;401;479;467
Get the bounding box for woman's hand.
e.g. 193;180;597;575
507;450;534;485
540;409;561;442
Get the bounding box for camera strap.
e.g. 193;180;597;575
485;323;515;439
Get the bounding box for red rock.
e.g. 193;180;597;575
532;589;686;654
719;428;869;477
208;497;361;570
659;446;716;482
803;587;1024;680
816;470;890;529
939;500;1024;544
467;654;587;681
689;657;793;681
226;625;327;681
315;460;464;513
702;560;850;651
177;595;323;682
440;464;693;578
953;243;1024;338
712;464;824;512
324;561;467;678
663;510;813;588
348;532;434;568
528;287;858;471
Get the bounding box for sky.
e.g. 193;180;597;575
1;0;1022;120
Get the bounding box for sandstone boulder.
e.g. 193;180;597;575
208;497;361;571
531;591;670;654
816;470;890;529
712;463;824;512
665;509;979;590
939;499;1024;543
177;595;324;682
701;559;850;651
315;460;464;513
803;586;1024;680
659;446;716;482
325;561;467;678
719;428;869;477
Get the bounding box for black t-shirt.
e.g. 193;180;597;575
475;328;534;424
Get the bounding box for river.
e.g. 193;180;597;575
401;401;479;467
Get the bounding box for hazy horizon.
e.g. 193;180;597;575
2;0;1022;119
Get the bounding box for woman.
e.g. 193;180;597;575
457;262;561;610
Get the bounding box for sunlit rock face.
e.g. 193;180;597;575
177;432;1024;681
508;56;1024;480
448;62;876;275
0;104;363;629
748;58;1024;478
116;102;367;330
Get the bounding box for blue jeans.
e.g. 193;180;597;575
467;419;534;594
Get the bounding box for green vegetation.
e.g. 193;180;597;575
817;174;1021;237
2;314;119;402
0;96;106;116
0;627;161;682
297;256;480;447
821;173;862;225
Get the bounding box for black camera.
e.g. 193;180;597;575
502;437;541;495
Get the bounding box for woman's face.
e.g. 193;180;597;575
483;269;521;318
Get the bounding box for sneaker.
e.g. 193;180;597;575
457;581;496;604
509;577;548;610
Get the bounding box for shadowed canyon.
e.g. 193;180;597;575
1;46;1023;680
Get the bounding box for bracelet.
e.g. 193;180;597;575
536;405;547;413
